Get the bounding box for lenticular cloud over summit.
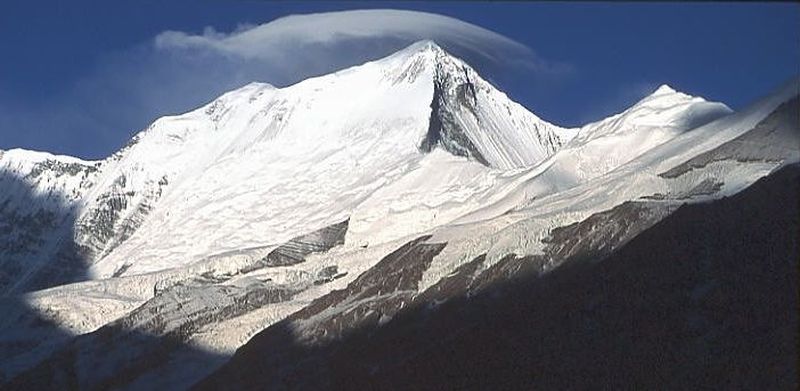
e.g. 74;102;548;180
154;9;555;76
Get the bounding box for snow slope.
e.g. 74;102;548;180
0;41;578;292
84;41;577;279
422;78;797;293
558;84;732;184
448;83;733;222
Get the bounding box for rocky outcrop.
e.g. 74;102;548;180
420;68;489;166
0;157;98;293
288;235;446;345
74;174;169;265
242;219;349;272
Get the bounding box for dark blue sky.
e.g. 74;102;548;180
1;1;798;159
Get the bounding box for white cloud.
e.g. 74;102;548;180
153;9;568;81
154;10;525;58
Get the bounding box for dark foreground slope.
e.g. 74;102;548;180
197;164;799;390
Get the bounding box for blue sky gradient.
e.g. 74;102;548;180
1;1;798;159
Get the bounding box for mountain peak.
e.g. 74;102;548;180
381;40;449;65
623;84;731;129
395;41;576;169
407;39;446;53
653;84;678;95
574;83;733;145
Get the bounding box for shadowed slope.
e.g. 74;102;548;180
0;169;226;389
197;164;799;390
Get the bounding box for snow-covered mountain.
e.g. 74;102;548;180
0;41;797;389
1;41;578;294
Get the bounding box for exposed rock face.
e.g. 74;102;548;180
288;235;446;345
74;173;169;266
24;159;98;185
252;219;349;269
196;164;799;391
420;68;489;166
0;156;98;294
416;41;574;169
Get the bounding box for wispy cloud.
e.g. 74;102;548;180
1;9;571;159
153;9;568;77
